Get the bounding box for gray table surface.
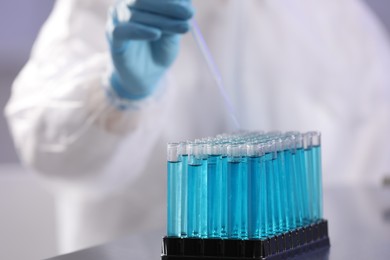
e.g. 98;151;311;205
48;186;390;260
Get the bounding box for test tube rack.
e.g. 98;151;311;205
162;131;330;259
162;220;329;259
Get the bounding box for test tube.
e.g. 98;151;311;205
207;143;222;238
180;142;189;237
283;137;297;230
248;143;266;239
220;142;228;238
271;141;283;234
167;143;182;237
291;136;304;228
275;139;287;232
310;132;323;221
240;144;249;239
201;143;209;237
264;141;278;235
295;135;310;226
227;144;243;238
303;133;315;223
187;143;208;238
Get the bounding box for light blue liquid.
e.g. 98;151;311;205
259;155;268;238
265;152;277;235
227;159;242;238
248;156;260;239
201;159;208;237
277;151;288;232
284;149;297;230
207;155;222;238
291;149;304;227
248;156;261;239
187;161;208;238
304;147;315;223
296;148;310;225
272;154;282;234
220;155;228;238
241;157;248;239
167;161;182;237
180;155;188;237
312;145;323;221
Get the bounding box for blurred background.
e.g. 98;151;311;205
0;0;389;259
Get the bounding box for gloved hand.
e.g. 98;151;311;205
107;0;194;100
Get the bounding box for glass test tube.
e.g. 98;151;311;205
275;139;287;232
271;141;282;234
291;136;304;228
201;144;208;237
259;150;268;238
264;141;278;235
303;133;315;223
295;135;310;225
167;143;182;237
284;138;297;230
227;144;243;238
207;143;222;238
180;142;189;237
248;143;265;239
220;143;228;238
187;143;207;238
310;132;323;221
240;145;249;239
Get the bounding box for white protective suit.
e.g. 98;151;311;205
5;0;390;254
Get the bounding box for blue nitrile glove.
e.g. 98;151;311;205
107;0;194;100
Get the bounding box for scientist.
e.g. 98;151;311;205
5;0;390;254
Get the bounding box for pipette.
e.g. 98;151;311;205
191;20;241;130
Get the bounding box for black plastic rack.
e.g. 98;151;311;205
162;219;330;260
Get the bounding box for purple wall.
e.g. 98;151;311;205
0;0;54;164
0;0;54;65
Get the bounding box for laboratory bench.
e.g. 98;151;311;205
47;186;390;260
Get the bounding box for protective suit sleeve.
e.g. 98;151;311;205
4;0;171;194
